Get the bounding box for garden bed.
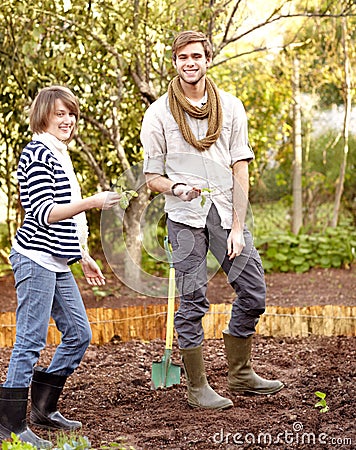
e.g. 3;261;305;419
0;267;355;449
0;336;354;449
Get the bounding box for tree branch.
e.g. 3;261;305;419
74;136;110;191
215;4;356;55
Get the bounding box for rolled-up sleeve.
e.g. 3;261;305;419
141;101;167;175
229;97;255;164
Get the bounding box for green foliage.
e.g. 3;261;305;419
70;263;84;278
1;433;36;449
0;262;11;277
256;220;356;273
0;223;10;248
306;133;356;220
200;188;212;207
117;190;138;210
140;200;356;275
141;248;169;278
0;432;136;450
314;391;329;413
213;55;292;189
251;130;356;228
1;0;355;278
54;433;91;449
0;224;11;276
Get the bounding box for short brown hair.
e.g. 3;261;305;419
30;86;80;143
172;30;213;62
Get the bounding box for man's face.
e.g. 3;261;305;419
173;42;211;85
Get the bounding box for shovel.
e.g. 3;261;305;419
151;236;181;389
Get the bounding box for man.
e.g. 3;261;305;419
141;30;283;410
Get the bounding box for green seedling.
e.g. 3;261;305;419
314;391;329;413
200;188;213;207
1;432;36;449
117;190;138;210
92;286;110;299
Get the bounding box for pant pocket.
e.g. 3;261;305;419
10;253;33;288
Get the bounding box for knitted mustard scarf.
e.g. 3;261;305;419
168;76;223;151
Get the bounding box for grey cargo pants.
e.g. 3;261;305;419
167;204;266;349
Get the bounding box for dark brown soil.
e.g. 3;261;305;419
0;267;355;449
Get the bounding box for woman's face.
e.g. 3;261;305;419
44;98;76;142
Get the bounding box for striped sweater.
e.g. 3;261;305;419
14;140;82;263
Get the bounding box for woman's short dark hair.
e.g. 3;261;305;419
29;86;80;143
172;30;213;62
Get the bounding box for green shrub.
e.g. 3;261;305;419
256;222;356;273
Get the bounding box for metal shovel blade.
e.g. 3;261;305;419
151;349;181;390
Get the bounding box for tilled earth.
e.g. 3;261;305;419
0;336;355;450
0;267;355;449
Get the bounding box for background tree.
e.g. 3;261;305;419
332;17;353;227
0;0;355;276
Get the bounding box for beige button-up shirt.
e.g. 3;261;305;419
141;90;254;229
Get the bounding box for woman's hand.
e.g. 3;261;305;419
90;191;121;210
80;254;106;286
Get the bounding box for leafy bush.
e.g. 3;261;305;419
255;222;356;273
1;432;136;450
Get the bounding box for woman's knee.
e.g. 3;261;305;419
80;323;92;348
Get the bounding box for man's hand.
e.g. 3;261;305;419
173;185;201;202
227;228;245;260
80;254;106;286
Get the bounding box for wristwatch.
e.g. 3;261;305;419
171;182;187;196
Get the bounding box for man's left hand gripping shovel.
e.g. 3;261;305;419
151;236;181;389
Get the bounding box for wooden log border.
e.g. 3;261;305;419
0;304;355;347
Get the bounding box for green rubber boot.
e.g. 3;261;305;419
180;345;233;410
223;331;284;395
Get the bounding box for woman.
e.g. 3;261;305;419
0;86;121;448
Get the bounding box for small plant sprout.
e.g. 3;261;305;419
118;190;138;210
1;432;37;449
314;391;329;413
92;286;110;299
200;188;213;207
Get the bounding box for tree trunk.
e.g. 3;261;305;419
331;18;352;228
292;56;303;235
123;185;151;286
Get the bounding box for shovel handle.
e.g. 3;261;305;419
166;266;175;350
164;236;173;267
164;236;175;350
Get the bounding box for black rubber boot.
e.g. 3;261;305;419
223;331;284;395
0;385;52;449
30;367;82;431
180;345;233;410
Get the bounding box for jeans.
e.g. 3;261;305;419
167;204;266;348
4;250;92;387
